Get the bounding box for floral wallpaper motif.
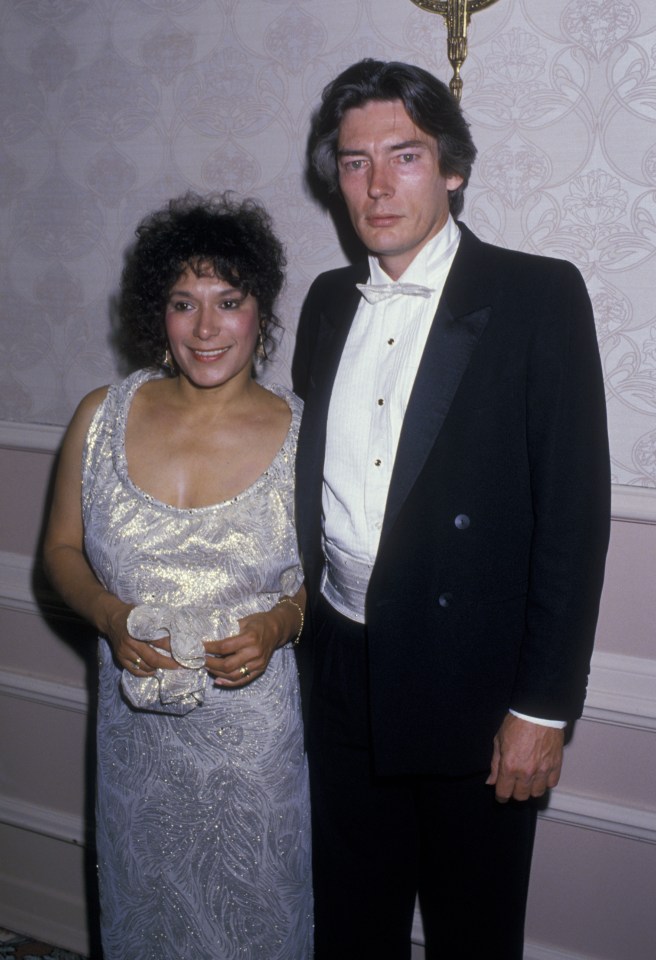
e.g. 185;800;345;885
0;0;654;487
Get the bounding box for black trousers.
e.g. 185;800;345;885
308;599;537;960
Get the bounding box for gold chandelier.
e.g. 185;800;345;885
410;0;501;100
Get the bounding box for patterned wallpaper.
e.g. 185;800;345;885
0;0;655;488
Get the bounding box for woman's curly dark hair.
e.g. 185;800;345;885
119;192;286;367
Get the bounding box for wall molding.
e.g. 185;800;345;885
0;420;64;454
523;946;609;960
2;659;653;848
611;484;656;524
0;551;70;618
1;546;654;959
2;550;656;731
1;640;653;960
0;552;39;614
0;795;86;846
541;791;656;844
411;793;656;953
0;786;651;960
0;888;89;958
583;651;656;732
1;550;655;735
0;668;88;715
1;663;655;849
412;925;608;959
1;419;656;522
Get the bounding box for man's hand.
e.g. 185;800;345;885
486;713;564;803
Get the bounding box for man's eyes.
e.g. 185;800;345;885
341;153;420;171
342;158;367;171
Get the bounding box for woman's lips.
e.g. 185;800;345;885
190;346;230;361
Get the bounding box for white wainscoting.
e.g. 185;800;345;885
0;865;90;959
1;524;655;958
0;793;86;847
2;419;656;522
0;420;64;454
1;655;654;960
523;946;610;960
0;656;654;847
611;485;656;524
411;918;623;960
1;545;655;852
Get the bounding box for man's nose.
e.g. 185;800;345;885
367;162;393;199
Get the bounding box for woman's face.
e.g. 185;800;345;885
164;266;260;391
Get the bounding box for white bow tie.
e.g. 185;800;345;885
356;281;435;304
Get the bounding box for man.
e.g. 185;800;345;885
292;59;610;960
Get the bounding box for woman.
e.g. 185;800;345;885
43;194;312;959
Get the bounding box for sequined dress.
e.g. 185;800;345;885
82;369;312;960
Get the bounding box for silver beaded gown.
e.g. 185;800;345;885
82;369;312;960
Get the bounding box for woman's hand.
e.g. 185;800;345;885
102;596;179;677
43;388;176;678
205;594;304;687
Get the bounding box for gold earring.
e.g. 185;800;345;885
162;347;175;373
256;330;267;360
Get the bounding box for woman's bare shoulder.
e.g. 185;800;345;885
77;384;111;415
63;385;111;448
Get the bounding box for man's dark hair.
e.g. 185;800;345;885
310;59;477;218
119;192;286;366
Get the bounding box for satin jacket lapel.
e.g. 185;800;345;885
302;293;361;444
379;243;491;549
296;266;364;588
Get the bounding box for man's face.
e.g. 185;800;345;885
337;99;464;280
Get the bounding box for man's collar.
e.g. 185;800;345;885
367;215;461;285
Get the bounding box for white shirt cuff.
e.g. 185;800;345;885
509;709;567;729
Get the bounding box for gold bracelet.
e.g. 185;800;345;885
276;596;304;646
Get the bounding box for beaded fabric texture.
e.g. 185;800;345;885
82;369;312;960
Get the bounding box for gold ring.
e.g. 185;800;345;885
134;656;142;669
239;665;250;678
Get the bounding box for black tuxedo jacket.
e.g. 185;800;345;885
292;223;610;776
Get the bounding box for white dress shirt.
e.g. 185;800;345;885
319;215;565;730
322;217;460;620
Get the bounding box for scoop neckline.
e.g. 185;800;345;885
112;369;297;514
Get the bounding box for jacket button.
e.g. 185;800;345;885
454;514;470;530
438;592;453;608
